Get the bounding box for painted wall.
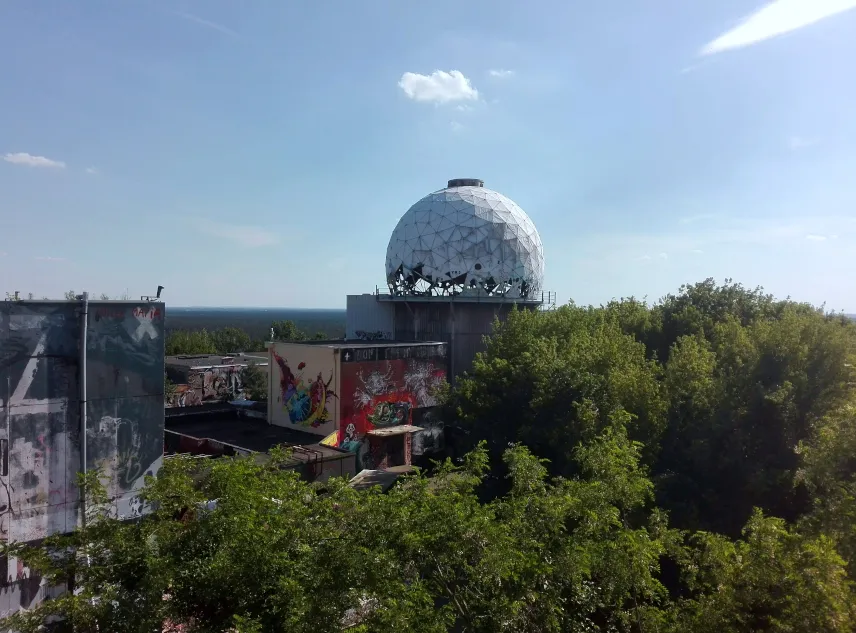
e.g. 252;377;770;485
0;300;164;618
268;343;338;437
336;344;447;470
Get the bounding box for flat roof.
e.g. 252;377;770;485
366;425;423;437
277;340;446;349
166;354;268;368
165;409;321;453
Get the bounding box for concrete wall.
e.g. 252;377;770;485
0;300;164;618
391;301;536;380
268;343;338;437
346;295;394;341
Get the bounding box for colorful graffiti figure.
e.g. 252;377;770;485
366;400;411;428
273;351;337;428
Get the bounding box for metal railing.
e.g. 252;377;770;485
373;284;557;306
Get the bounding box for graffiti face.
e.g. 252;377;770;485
366;400;411;428
273;351;337;428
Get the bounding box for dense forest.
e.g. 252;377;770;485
164;318;333;355
4;279;856;632
165;308;346;342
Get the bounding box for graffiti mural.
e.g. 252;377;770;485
0;299;164;619
338;348;447;469
189;366;242;403
272;350;337;429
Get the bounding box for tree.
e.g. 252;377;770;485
210;326;254;354
5;414;854;633
240;362;267;401
165;329;217;356
271;319;304;342
165;373;178;405
448;304;667;483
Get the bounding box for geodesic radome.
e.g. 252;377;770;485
385;179;544;299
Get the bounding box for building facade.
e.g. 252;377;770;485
0;298;165;618
267;341;447;470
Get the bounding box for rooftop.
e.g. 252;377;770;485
165;406;320;453
277;339;446;349
165;353;268;368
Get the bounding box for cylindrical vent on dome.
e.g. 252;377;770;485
447;178;484;188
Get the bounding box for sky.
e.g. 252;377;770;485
2;0;856;311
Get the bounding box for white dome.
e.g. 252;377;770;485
386;179;544;299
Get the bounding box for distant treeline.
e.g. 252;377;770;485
165;319;339;356
165;308;345;341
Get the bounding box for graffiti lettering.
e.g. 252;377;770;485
132;307;161;319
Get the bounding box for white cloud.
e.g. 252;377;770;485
806;233;827;241
691;249;705;254
200;222;279;247
450;121;464;132
658;252;669;260
398;70;479;103
700;0;856;56
455;104;474;112
171;11;238;37
33;256;66;262
488;69;514;78
85;167;99;175
3;152;66;169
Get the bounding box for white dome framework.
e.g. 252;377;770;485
386;179;545;300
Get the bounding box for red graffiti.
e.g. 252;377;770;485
133;307;161;319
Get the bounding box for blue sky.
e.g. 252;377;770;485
2;0;855;310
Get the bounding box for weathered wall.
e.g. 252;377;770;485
346;295;394;341
268;343;338;436
336;343;447;470
0;300;164;619
391;300;536;380
185;365;242;405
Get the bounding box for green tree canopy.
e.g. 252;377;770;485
4;413;853;633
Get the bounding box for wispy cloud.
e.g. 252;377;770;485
679;213;718;225
488;69;515;78
33;256;66;262
3;152;66;169
450;121;465;132
691;249;705;254
806;233;827;241
788;135;821;149
200;222;279;247
85;167;100;175
170;11;238;37
700;0;856;56
399;70;479;103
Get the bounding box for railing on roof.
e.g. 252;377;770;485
373;283;557;307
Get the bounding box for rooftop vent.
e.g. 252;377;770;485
447;178;484;188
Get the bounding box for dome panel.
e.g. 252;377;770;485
385;180;545;298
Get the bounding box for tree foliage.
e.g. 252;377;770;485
450;278;856;537
5;278;856;632
4;415;853;633
165;319;310;355
240;362;268;401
